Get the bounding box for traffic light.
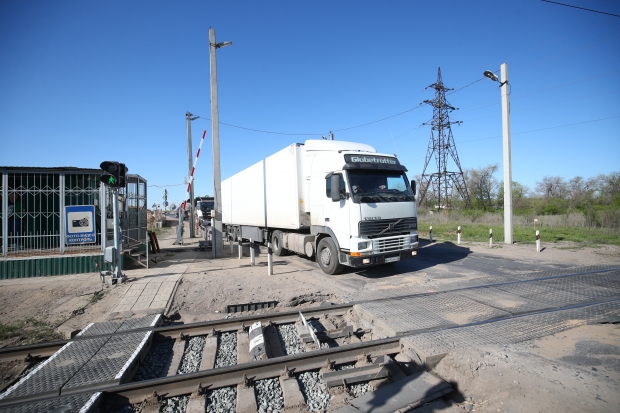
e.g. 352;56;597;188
118;163;128;187
100;161;121;187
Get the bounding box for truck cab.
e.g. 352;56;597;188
305;141;418;274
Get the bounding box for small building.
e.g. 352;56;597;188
1;166;148;279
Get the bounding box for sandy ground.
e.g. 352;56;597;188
0;222;619;411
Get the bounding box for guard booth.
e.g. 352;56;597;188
0;166;148;279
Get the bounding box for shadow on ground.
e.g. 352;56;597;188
349;241;471;278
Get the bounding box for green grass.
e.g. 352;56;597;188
419;220;620;246
0;318;63;345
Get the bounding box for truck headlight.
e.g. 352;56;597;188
410;234;418;244
358;241;370;250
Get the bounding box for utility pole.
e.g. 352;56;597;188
186;112;198;237
500;63;513;244
209;28;232;258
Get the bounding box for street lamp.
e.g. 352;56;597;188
209;28;232;258
484;63;513;244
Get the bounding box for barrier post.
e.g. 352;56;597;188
457;226;461;245
238;239;242;259
267;242;273;275
229;236;233;255
429;226;433;243
250;238;255;266
536;230;541;252
489;228;493;248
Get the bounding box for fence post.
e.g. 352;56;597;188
536;230;540;252
457;226;461;245
59;173;66;253
268;242;273;275
250;238;255;266
489;228;493;248
429;226;433;243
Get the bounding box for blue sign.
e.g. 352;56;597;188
65;205;96;244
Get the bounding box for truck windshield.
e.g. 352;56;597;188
347;170;414;203
198;201;214;212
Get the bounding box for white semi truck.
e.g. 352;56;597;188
222;140;418;274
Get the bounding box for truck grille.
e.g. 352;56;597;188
359;217;417;237
372;235;411;254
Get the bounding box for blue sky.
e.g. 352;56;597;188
1;0;619;207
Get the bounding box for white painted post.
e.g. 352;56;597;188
429;226;433;243
489;228;493;248
501;63;513;245
536;230;541;252
238;239;242;259
250;238;255;266
457;226;461;245
229;236;233;255
267;242;273;275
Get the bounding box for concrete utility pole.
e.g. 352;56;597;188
500;63;513;245
209;28;232;258
186;112;198;238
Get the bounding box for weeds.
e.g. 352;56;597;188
0;318;63;345
89;291;104;303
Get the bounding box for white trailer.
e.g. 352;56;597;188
222;140;418;274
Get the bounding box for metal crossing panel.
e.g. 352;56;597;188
0;314;161;405
0;392;101;413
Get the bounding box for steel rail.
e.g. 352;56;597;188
0;337;402;408
0;303;352;363
1;264;617;363
2;293;618;409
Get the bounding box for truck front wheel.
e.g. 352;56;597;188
271;230;288;256
317;237;343;275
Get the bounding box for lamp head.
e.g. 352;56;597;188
216;41;233;48
483;70;499;82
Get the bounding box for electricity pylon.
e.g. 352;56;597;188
418;67;471;209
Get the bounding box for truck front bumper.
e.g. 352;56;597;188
341;247;418;268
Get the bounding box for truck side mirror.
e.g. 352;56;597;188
331;175;341;202
411;180;416;196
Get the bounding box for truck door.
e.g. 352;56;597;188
324;173;350;250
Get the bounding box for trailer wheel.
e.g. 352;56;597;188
271;230;288;256
317;237;343;275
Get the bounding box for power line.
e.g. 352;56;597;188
148;183;187;188
541;0;620;18
460;88;620;123
193;102;424;136
456;114;620;145
331;103;424;132
512;68;620;101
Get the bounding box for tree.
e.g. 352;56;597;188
535;176;568;200
464;164;499;211
498;181;529;209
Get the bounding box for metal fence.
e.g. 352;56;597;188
103;174;148;250
1;169;148;259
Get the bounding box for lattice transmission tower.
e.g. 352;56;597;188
418;68;471;209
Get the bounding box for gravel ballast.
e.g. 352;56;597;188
255;378;284;412
161;395;189;413
297;370;330;411
132;339;175;382
215;332;237;367
178;335;206;374
277;323;305;355
206;386;237;413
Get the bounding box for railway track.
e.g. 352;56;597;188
1;265;619;412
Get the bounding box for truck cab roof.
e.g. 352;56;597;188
303;140;376;153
